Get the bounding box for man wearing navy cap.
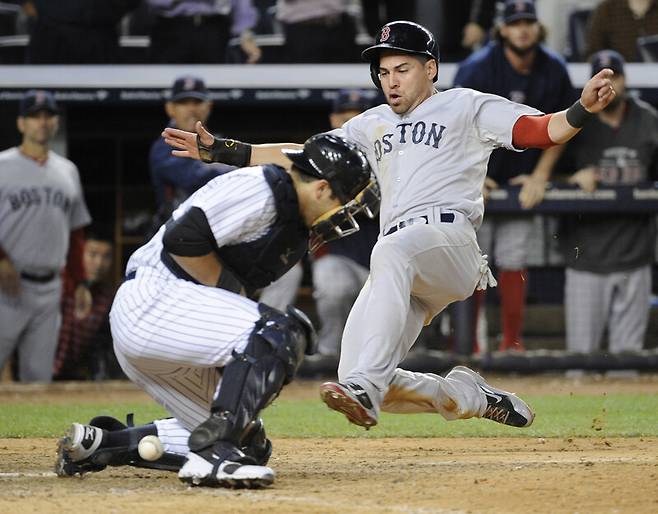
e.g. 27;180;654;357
454;0;575;352
148;76;235;235
555;50;658;358
0;90;91;382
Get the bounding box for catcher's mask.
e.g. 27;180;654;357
308;177;380;253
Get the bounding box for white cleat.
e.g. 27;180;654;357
55;423;107;477
452;366;535;427
61;423;104;461
178;452;275;488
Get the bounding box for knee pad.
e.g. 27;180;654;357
188;304;317;452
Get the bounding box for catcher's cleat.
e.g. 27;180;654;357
452;366;535;427
320;381;378;429
178;442;274;489
55;417;186;477
55;423;107;476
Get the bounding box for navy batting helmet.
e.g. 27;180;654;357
282;133;371;204
361;21;440;89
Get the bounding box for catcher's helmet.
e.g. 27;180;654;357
282;133;371;204
361;20;439;89
283;133;380;252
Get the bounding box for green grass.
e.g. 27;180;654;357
2;393;656;439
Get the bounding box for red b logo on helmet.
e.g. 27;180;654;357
380;26;390;42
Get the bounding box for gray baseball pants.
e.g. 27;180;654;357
565;265;651;353
0;277;62;382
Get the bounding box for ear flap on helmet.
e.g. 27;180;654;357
370;62;382;89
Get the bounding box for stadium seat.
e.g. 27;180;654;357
566;8;593;62
638;34;658;62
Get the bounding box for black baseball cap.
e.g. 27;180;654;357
503;0;538;24
590;49;625;76
333;89;371;114
170;75;209;102
19;89;59;117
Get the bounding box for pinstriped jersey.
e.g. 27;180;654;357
330;88;541;231
127;166;277;276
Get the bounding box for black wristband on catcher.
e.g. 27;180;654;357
565;101;594;129
197;135;252;166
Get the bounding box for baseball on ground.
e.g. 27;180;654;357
138;435;164;461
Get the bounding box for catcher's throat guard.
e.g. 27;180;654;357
309;178;381;253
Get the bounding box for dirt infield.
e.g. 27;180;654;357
1;376;657;514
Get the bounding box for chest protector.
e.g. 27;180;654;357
217;164;308;292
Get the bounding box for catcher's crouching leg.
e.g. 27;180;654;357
55;414;186;477
179;304;316;488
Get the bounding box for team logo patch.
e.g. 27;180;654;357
183;77;196;91
35;90;46;104
380;26;390;42
515;0;525;13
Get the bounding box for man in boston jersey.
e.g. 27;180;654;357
0;90;91;383
56;133;376;488
162;21;616;433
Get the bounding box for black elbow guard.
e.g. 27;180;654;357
197;135;252;167
162;206;215;256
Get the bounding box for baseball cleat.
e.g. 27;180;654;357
452;366;535;427
178;452;274;488
55;423;107;476
320;381;378;429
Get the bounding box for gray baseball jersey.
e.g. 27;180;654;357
0;147;91;274
331;88;541;232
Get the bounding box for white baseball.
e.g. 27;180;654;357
138;435;164;461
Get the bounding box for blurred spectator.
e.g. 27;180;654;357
555;50;658;354
585;0;658;61
53;229;122;381
260;89;379;352
439;0;497;62
148;75;236;235
276;0;359;62
147;0;261;63
454;0;575;351
360;0;416;38
314;89;379;356
257;260;304;310
534;0;601;58
26;0;140;63
0;90;91;382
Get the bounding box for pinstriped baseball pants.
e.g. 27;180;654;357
109;267;260;431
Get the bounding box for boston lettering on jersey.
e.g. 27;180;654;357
374;121;446;161
8;186;72;213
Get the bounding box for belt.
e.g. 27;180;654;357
384;212;455;236
20;271;56;283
